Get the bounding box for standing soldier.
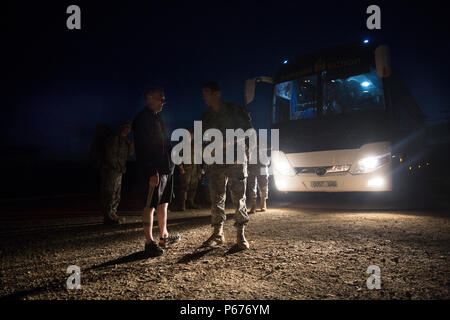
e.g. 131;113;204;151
175;129;202;211
247;163;269;213
101;121;134;225
200;81;253;250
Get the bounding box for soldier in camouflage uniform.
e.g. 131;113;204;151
176;129;202;210
200;81;253;250
247;163;269;213
101;121;135;225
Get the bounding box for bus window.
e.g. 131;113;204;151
272;75;318;123
322;67;385;116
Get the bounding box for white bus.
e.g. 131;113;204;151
245;43;425;193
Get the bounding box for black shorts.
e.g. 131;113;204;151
140;173;174;209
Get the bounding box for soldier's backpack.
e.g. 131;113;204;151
88;124;115;170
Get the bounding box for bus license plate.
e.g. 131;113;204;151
310;181;337;188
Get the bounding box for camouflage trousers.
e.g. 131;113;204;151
179;165;200;204
100;168;122;219
247;164;269;201
207;163;249;227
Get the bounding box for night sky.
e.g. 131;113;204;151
4;1;450;163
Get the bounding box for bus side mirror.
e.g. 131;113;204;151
244;76;273;105
244;78;256;105
375;45;392;78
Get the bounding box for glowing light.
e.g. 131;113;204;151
283;60;288;64
399;157;403;163
363;39;369;44
409;166;412;171
368;177;384;188
272;151;296;176
359;156;379;170
361;81;371;87
353;153;391;174
275;177;288;191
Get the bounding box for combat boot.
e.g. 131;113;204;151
249;199;257;214
104;214;123;225
112;213;125;223
201;224;225;247
260;198;267;212
236;225;250;250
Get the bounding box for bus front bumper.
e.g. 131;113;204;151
273;164;392;192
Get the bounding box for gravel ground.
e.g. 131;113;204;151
1;204;449;300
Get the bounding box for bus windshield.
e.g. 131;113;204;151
272;67;385;123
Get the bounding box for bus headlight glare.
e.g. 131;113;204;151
275;177;288;190
352;153;391;174
359;156;379;170
272;151;296;177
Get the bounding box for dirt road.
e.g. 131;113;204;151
1;200;449;300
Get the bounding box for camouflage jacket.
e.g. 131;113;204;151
201;102;252;136
103;135;135;173
200;101;253;165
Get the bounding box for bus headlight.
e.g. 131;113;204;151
275;177;288;190
352;153;391;174
272;150;296;177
